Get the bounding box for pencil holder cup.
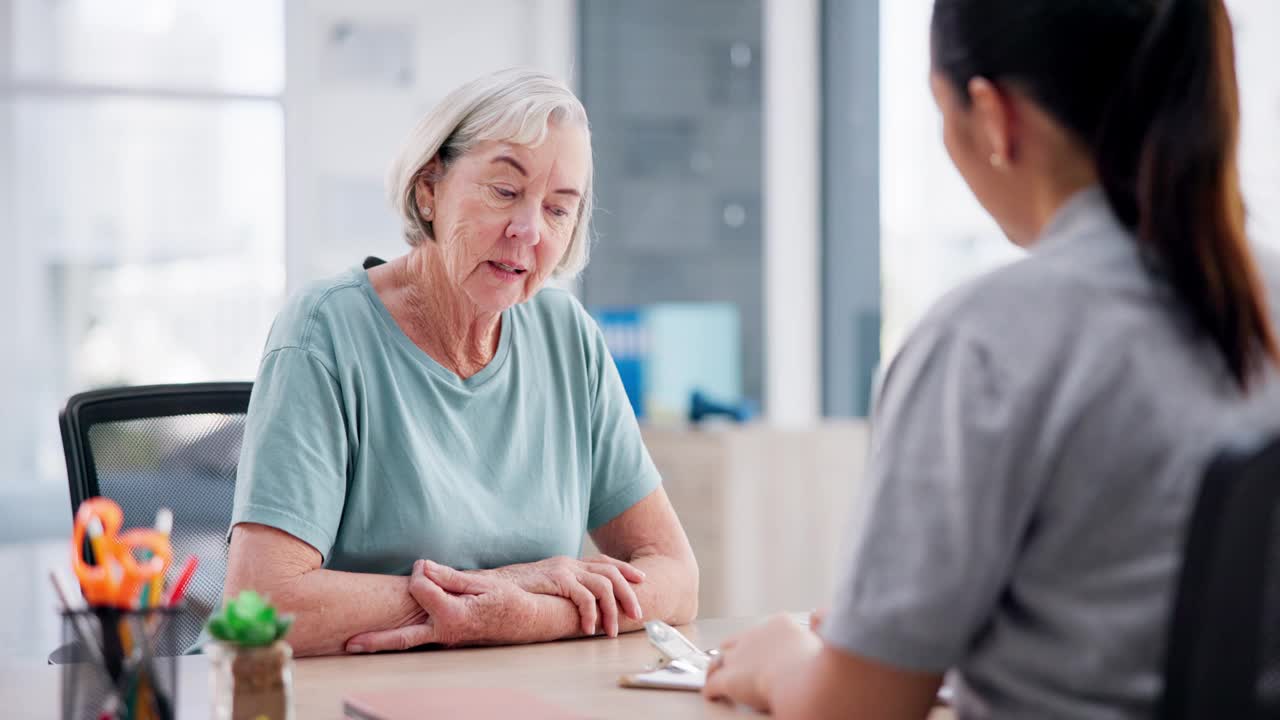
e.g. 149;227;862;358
59;607;186;720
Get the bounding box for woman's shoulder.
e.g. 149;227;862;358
514;286;596;333
892;252;1108;395
511;286;609;365
913;254;1074;344
265;267;372;353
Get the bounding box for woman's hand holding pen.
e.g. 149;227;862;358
703;614;823;713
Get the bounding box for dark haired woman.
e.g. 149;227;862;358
703;1;1280;717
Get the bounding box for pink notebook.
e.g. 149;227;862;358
343;687;589;720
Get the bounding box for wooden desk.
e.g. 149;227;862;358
2;617;954;719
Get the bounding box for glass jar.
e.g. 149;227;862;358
208;641;295;720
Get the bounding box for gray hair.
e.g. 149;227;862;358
387;67;594;277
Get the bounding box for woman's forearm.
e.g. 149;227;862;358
267;569;426;656
223;525;425;657
501;551;699;644
226;566;423;657
627;550;700;627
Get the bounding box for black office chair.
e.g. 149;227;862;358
1160;434;1280;719
54;382;252;660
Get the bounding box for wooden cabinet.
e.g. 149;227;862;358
640;422;871;617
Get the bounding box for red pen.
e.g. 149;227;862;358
164;555;199;608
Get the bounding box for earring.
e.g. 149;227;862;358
421;206;432;219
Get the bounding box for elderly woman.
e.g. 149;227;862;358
222;68;698;657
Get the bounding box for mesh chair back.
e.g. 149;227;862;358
1160;434;1280;720
1261;521;1280;715
60;383;251;655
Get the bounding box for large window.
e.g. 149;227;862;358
1232;0;1280;254
0;0;285;532
880;0;1280;355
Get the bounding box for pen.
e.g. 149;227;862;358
165;555;199;608
85;516;118;601
140;508;173;608
128;613;173;720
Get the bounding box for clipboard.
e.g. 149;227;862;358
618;665;705;691
618;620;714;692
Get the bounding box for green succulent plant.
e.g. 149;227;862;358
206;590;293;647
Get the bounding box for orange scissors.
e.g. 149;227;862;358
72;498;173;608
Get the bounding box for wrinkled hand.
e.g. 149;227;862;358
702;614;822;712
486;554;645;637
344;560;535;653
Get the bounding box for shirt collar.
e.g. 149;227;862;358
1026;184;1159;296
1030;185;1129;256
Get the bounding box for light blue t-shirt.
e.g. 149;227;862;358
231;267;662;574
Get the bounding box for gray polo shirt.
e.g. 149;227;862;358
823;187;1280;719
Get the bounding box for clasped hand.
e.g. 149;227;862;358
344;555;645;653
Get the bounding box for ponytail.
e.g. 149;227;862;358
1095;0;1278;389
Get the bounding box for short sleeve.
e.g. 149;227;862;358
585;324;662;530
231;346;349;561
821;323;1039;672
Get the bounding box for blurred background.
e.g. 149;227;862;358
0;0;1276;660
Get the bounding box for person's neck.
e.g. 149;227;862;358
392;249;502;379
1023;146;1100;244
